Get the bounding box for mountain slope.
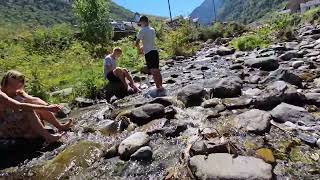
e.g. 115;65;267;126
191;0;288;24
0;0;134;26
190;0;224;25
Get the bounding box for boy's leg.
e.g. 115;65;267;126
113;68;129;89
150;69;163;89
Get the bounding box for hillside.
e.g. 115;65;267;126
0;0;134;26
191;0;288;24
190;0;224;25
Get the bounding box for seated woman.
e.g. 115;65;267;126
0;90;63;143
1;70;72;131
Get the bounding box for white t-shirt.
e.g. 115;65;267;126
137;26;157;54
104;55;116;80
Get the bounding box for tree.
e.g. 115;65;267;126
73;0;112;45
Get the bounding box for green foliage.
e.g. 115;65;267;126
302;7;320;24
0;0;134;26
230;34;270;51
115;38;145;71
27;24;74;54
217;0;288;24
162;22;201;57
199;22;247;41
73;0;112;45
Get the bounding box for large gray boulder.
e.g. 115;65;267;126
261;69;302;87
118;132;150;160
244;57;279;71
189;154;272;180
130;146;153;161
235;109;272;134
270;103;316;124
130;104;165;126
177;84;207;107
205;76;243;98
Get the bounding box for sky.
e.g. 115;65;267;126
113;0;204;17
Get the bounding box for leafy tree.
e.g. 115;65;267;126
73;0;112;45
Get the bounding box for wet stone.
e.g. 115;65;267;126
223;97;252;110
298;133;317;147
191;141;231;155
279;50;303;61
118;132;150;160
177;84;207;107
189;154;272;180
129;104;165;126
205;76;243;98
130;146;153;161
201;98;221;108
75;97;95;107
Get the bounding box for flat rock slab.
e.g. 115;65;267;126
190;153;272;180
270;103;316;124
118;132;150;160
235;109;272;134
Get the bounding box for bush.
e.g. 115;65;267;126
230;34;269;51
200;22;247;41
26;24;74;54
163;22;201;57
302;7;320;24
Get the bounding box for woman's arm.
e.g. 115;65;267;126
0;91;60;112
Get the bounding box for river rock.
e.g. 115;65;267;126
177;84;207;107
189;154;272;180
216;46;235;56
130;146;153;161
191;141;232;155
205;76;242;98
244;57;279;71
305;93;320;106
298;133;317;147
118;132;150;160
261;69;302;87
292;60;304;69
235;109;272;134
55;103;71;118
129;104;165;126
279;50;302;61
223;97;252;110
201;98;221;108
270;103;316;124
317;139;320;148
75;97;95;107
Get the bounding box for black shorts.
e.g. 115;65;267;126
145;50;159;69
106;72;121;82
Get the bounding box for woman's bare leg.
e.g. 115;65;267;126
26;111;62;143
36;110;72;131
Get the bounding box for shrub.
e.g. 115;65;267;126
302;7;320;24
163;22;201;57
26;24;74;54
200;22;247;41
230;34;270;51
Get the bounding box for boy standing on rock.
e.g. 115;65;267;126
104;47;139;92
135;16;165;93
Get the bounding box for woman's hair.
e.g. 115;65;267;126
1;70;25;88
